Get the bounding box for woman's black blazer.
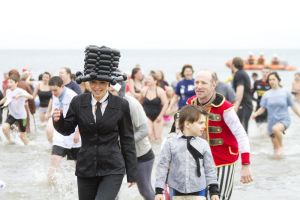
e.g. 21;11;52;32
53;92;137;182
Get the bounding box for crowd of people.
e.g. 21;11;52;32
0;48;300;200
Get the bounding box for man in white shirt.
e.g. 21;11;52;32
0;75;33;145
47;76;81;182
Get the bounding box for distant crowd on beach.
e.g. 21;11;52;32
1;52;300;200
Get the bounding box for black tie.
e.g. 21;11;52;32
182;136;204;177
96;102;102;124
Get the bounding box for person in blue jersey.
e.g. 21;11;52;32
167;64;195;113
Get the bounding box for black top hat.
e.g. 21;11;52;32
76;45;127;85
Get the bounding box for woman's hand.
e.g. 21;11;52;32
165;107;171;115
73;130;81;144
155;194;164;200
128;182;136;188
155;116;162;123
45;112;51;120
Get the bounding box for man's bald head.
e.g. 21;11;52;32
195;70;216;85
194;70;217;102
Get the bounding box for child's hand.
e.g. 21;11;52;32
155;194;164;200
251;113;257;120
211;195;219;200
52;109;62;122
13;95;20;100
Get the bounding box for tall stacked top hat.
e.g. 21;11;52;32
76;45;127;85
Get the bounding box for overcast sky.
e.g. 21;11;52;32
1;0;299;49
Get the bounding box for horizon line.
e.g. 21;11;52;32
0;48;300;51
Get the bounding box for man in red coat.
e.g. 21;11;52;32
187;71;252;200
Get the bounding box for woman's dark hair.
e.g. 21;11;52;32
131;67;141;80
267;71;282;87
38;73;43;81
232;57;244;70
148;71;159;83
180;64;194;78
156;70;165;81
40;72;51;81
178;105;208;132
43;71;51;78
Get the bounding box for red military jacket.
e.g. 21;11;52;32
187;93;250;166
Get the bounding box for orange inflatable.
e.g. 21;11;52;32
244;64;297;71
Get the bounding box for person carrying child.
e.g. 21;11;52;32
155;105;219;200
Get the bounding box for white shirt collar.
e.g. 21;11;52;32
91;92;109;106
176;132;184;138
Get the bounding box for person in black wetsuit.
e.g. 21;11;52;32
141;72;168;141
251;66;271;133
232;57;253;134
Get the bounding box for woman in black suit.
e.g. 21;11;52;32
52;46;137;200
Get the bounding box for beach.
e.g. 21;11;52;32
1;49;300;199
1;108;300;199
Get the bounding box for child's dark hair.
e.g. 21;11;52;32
49;76;64;87
8;75;20;83
178;105;208;132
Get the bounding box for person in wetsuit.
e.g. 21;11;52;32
251;66;271;131
141;72;168;141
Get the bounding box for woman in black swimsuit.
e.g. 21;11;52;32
141;72;168;141
33;72;52;124
128;66;144;101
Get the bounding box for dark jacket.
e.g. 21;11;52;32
53;92;137;182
